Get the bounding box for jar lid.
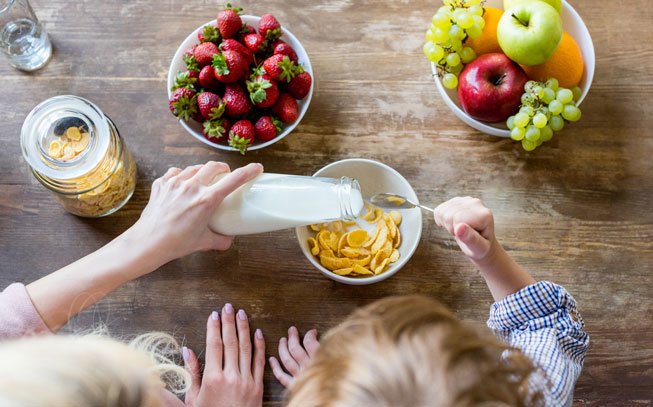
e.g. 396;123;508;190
20;95;111;180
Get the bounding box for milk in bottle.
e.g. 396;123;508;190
209;174;364;235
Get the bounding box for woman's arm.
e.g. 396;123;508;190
433;196;535;301
27;162;263;331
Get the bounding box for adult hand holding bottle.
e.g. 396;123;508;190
27;161;263;331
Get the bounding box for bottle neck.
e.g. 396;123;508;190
336;177;363;220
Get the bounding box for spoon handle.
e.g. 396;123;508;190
415;203;435;213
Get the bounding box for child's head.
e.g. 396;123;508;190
288;295;538;407
0;331;189;407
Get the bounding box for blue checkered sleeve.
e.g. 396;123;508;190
488;281;589;407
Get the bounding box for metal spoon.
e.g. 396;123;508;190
367;193;434;213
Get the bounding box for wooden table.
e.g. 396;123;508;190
1;0;651;405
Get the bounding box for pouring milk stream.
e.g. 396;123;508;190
209;173;365;235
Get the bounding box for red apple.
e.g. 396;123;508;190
457;53;528;123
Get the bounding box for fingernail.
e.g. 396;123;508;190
255;328;263;339
238;309;247;320
310;328;318;336
211;311;219;321
181;346;190;362
289;326;297;333
224;303;234;314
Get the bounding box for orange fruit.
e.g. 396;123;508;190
466;7;503;56
522;32;584;88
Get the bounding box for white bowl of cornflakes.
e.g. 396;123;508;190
295;158;422;285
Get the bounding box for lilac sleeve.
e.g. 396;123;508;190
0;283;51;340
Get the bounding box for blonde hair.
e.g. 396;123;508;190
0;330;190;407
288;296;540;407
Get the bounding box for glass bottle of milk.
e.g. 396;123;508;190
209;174;364;235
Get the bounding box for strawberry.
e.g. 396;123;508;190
228;119;255;154
194;42;220;67
223;83;253;117
237;23;256;42
183;46;200;72
217;3;242;39
273;42;298;63
244;33;266;53
246;74;279;108
198;24;221;43
258;14;281;41
197;92;225;120
272;92;299;123
203;118;230;143
212;50;247;83
219;39;253;65
287;71;312;100
171;71;198;91
198;65;221;90
263;54;297;83
255;116;282;141
169;88;198;121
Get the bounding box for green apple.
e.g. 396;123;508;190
497;2;563;66
504;0;562;14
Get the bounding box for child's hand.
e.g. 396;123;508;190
269;327;320;388
129;162;263;266
433;196;498;264
182;305;265;407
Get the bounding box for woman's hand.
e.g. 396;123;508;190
129;162;263;266
433;196;498;264
269;327;320;388
183;304;265;407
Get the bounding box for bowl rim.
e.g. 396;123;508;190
167;15;314;151
432;0;595;138
294;158;423;285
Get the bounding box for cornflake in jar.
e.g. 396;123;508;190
21;96;137;217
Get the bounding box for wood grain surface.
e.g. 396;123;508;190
1;0;651;405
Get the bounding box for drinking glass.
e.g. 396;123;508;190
0;0;52;71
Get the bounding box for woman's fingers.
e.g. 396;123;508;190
208;163;263;203
252;329;266;386
287;326;309;366
277;337;300;375
236;309;252;377
303;329;320;358
269;356;294;388
182;346;201;406
162;166;182;181
203;311;223;377
175;164;204;181
193;161;231;186
221;303;239;374
208;234;235;251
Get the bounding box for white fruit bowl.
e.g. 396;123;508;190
295;159;423;285
432;0;595;137
167;15;314;151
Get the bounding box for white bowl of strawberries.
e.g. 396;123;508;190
167;6;314;154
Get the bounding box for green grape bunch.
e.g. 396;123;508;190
507;78;583;151
423;0;485;89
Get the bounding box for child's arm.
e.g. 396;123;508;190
435;197;589;405
26;162;263;331
433;196;535;301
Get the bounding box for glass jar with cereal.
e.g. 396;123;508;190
20;95;137;217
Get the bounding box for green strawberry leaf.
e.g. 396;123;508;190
183;54;199;72
202;25;221;43
228;134;252;155
272;116;283;133
208;102;226;120
203;119;227;139
212;54;230;76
